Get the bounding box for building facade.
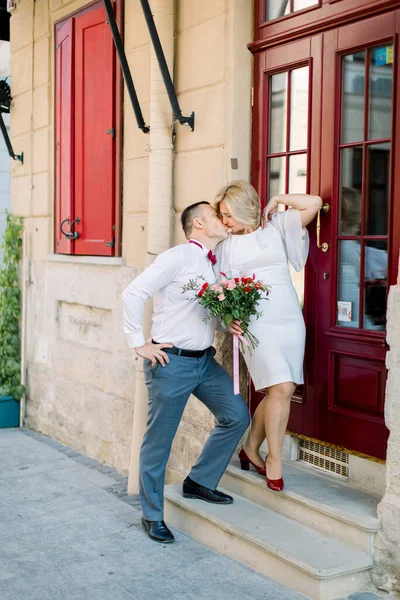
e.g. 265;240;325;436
9;0;400;593
0;39;10;259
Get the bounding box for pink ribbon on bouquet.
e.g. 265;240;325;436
233;334;250;395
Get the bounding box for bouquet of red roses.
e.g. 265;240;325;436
183;273;269;394
183;273;270;351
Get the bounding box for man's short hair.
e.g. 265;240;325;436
181;201;210;238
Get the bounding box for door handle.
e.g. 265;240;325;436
316;203;330;252
60;217;80;240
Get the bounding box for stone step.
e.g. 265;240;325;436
165;483;373;600
221;457;380;554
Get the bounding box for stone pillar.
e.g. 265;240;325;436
372;283;400;594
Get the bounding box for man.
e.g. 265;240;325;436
122;201;249;544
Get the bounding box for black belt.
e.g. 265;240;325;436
152;340;208;358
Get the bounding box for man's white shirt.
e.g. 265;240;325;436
122;241;218;350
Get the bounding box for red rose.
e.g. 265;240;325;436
234;277;240;283
201;282;209;289
198;289;205;297
244;286;251;293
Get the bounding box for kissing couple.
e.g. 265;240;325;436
122;180;321;543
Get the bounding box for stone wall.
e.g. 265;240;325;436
373;283;400;595
10;0;253;476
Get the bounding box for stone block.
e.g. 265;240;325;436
177;0;225;32
175;84;225;153
34;0;50;39
126;45;150;104
347;454;386;499
33;37;50;88
10;91;32;138
10;133;31;178
10;3;34;53
11;174;32;216
32;172;50;216
174;147;225;212
11;46;33;96
33;85;50;130
29;216;52;261
387;286;400;350
124;0;150;51
122;156;149;215
124;99;149;161
122;212;148;268
32;128;49;173
385;439;400;493
173;212;187;246
45;261;125;310
176;15;225;93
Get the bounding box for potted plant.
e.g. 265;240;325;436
0;211;25;427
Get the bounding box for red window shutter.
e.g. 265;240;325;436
74;6;116;256
55;20;74;254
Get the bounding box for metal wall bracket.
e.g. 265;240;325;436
0;80;23;163
103;0;150;134
139;0;195;131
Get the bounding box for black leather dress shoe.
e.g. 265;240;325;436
141;518;175;543
182;476;234;504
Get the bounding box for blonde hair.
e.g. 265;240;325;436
213;180;261;231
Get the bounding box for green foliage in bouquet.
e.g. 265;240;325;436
183;274;270;350
0;212;25;399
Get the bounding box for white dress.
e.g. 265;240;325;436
215;209;309;391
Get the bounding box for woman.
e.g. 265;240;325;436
213;180;322;491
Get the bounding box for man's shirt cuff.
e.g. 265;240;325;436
126;333;146;348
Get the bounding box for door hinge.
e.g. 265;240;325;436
105;238;115;247
106;128;116;138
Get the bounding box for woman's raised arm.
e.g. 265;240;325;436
263;194;322;228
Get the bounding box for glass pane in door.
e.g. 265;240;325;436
337;240;361;328
339;147;363;235
289;154;307;193
268;156;286;198
266;0;290;21
266;0;318;21
341;51;366;144
269;73;288;154
365;143;390;235
290;67;309;151
369;46;393;140
363;240;388;331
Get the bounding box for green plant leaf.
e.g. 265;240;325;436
0;211;25;399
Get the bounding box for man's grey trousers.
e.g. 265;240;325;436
139;347;250;520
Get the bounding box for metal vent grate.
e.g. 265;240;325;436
298;439;349;479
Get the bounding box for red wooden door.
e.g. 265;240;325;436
251;11;399;459
74;5;116;255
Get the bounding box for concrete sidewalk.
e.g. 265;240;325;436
0;429;391;600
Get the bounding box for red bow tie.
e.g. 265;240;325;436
189;240;217;265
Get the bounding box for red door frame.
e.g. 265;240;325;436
251;2;398;459
54;0;123;256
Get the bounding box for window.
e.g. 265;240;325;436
265;0;319;22
337;45;393;331
55;3;117;256
267;66;309;198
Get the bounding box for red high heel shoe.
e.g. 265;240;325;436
265;456;284;492
238;447;266;476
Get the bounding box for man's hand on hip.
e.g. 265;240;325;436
135;342;173;367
